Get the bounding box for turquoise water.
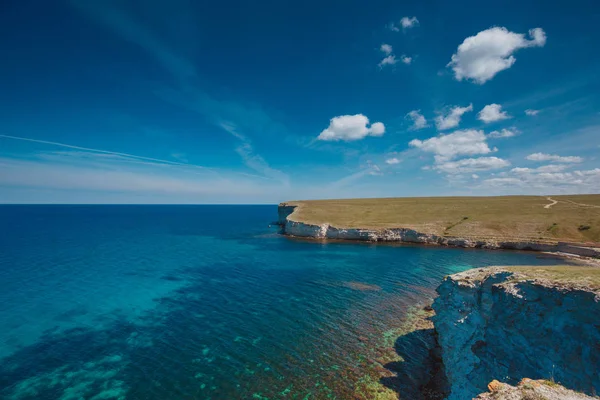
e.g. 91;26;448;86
0;205;563;399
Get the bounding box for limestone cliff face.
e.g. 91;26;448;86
432;268;600;400
277;203;297;225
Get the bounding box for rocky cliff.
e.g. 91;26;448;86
277;203;566;253
432;267;600;400
475;378;595;399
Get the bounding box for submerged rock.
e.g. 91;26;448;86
432;266;600;400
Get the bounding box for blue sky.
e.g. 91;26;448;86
0;0;599;203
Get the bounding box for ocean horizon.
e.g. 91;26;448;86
0;205;565;399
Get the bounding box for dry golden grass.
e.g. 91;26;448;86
505;265;600;290
284;195;600;244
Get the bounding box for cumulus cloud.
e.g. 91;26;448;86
525;109;540;116
488;128;518;138
386;157;401;165
317;114;385;142
574;168;600;178
447;27;547;84
435;104;473;130
389;16;419;32
478;104;511;123
380;44;393;55
406;110;428;130
512;164;568;174
526;153;583;163
434;156;510;174
401;16;419;29
483;166;600;191
409;129;493;162
377;45;410;68
378;55;398;68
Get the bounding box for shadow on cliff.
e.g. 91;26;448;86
380;327;449;400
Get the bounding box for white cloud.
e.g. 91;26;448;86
380;44;393;55
488;128;518;138
526;153;583;163
435;156;510;174
400;16;419;29
484;177;525;187
483;165;600;191
447;27;547;84
378;55;398;68
317;114;385;142
512;164;569;174
478;104;511;123
536;165;569;173
409;129;493;162
406;110;428;130
401;55;412;64
525;109;540;116
435;104;473;130
472;174;479;179
574;168;600;177
386;157;401;165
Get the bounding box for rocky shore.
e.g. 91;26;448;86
475;378;596;399
277;202;600;399
278;202;600;257
432;266;600;399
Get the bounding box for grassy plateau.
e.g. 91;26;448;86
283;195;600;244
504;265;600;291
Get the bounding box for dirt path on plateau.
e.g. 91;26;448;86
544;197;558;209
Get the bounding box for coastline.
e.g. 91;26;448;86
278;202;600;259
276;199;600;398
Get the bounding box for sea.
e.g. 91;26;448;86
0;205;564;399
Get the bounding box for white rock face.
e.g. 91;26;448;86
432;268;600;400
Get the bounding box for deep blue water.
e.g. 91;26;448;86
0;205;564;399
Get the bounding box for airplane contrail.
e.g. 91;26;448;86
0;134;210;170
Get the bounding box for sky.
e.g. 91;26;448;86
0;0;599;204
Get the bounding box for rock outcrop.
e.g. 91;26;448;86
432;267;600;400
475;378;596;399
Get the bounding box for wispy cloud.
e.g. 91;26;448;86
0;134;209;170
70;1;288;184
219;122;290;185
0;156;274;200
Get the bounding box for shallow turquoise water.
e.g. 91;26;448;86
0;205;564;399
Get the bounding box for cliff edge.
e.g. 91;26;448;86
431;266;600;400
277;197;600;256
475;379;595;399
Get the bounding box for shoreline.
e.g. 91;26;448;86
277;199;600;398
278;202;600;259
281;232;600;266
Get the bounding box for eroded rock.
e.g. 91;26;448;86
432;267;600;399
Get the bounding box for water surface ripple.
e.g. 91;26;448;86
0;205;563;399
